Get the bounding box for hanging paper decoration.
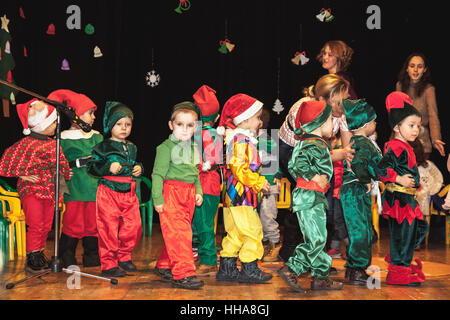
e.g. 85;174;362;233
61;59;70;70
1;15;10;32
316;8;334;22
291;51;309;66
19;7;26;19
24;46;27;57
6;70;12;83
5;41;10;54
46;24;56;35
10;92;15;105
272;57;284;115
85;24;95;35
145;49;160;88
174;0;191;14
218;20;235;54
94;46;103;58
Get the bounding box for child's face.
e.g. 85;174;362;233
78;107;96;127
364;120;377;136
239;109;263;134
169;111;198;142
320;90;350;117
40;121;57;136
111;117;132;142
394;115;422;142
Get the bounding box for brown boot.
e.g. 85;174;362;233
196;264;217;276
262;242;282;262
276;265;304;293
311;277;343;290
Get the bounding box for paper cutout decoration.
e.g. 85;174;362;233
24;46;27;57
10;92;15;105
61;59;70;70
46;24;56;35
1;15;10;32
0;47;2;61
218;39;235;54
6;71;12;83
316;8;334;22
19;7;26;19
5;41;10;54
85;24;95;35
94;46;103;58
174;0;191;14
272;98;284;115
146;70;160;87
291;51;309;66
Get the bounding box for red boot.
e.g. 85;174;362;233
386;264;422;287
410;259;425;282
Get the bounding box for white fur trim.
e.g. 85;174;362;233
202;161;212;172
224;127;259;146
61;129;99;140
232;100;263;125
23;128;31;135
216;126;225;136
30;108;57;133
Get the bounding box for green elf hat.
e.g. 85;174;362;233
171;101;202;120
342;99;377;131
193;85;220;122
385;91;421;130
294;100;332;135
103;101;134;135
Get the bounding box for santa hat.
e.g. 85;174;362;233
103;101;134;136
47;89;97;116
385;91;421;129
294;100;332;135
342;99;377;131
193;85;220;122
217;93;263;135
16;98;57;135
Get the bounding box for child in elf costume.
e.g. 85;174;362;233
47;89;103;268
152;101;204;290
0;99;71;273
215;93;272;283
277;100;343;292
339;99;382;286
87;101;143;278
376;91;429;286
191;85;222;276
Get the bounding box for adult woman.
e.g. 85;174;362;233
396;53;445;158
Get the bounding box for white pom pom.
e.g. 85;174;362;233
23;128;31;135
202;161;212;172
216;126;225;136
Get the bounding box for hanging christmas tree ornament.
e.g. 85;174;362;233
174;0;191;14
46;24;56;35
272;57;285;115
273;98;284;115
85;24;95;35
146;70;160;87
10;92;15;105
61;59;70;71
19;7;26;19
94;46;103;58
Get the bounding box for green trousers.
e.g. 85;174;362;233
340;183;373;269
192;194;220;266
286;202;331;280
388;217;428;267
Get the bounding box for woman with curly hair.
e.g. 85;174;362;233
396;53;445;159
317;40;357;100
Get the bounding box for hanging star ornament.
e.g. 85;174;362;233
1;15;10;33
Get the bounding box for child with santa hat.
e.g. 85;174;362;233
0;99;71;273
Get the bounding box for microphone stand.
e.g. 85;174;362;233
0;79;118;288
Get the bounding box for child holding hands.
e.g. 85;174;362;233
87;101;143;278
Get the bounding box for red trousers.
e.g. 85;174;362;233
96;178;142;271
22;194;54;252
156;180;196;280
62;201;97;239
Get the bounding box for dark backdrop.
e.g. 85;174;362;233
1;0;448;183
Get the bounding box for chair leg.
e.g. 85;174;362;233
140;207;146;236
425;215;431;246
446;216;449;246
147;206;153;237
15;222;23;257
8;223;14;261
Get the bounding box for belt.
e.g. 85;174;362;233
385;183;417;195
69;156;91;168
296;177;330;193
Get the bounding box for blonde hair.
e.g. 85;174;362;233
170;109;198;122
304;74;350;102
317;40;354;72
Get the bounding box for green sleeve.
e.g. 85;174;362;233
87;145;112;177
289;143;329;182
151;143;170;206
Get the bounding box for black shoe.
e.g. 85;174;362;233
118;260;137;272
101;267;126;278
347;268;369;286
238;260;272;283
216;257;240;282
25;251;50;273
59;233;79;268
277;265;304;293
171;276;204;290
82;236;100;267
155;267;173;282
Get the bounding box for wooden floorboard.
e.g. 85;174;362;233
1;223;450;302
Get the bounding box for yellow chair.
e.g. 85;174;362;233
276;178;291;209
0;195;26;260
426;184;450;246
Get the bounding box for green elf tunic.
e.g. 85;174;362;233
286;134;334;280
340;134;382;269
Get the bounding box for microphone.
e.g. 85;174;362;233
48;99;92;133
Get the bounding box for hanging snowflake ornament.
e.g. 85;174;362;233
146;70;160;87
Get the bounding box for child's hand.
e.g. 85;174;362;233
110;162;122;174
195;194;203;206
274;178;282;192
19;175;39;183
396;174;415;188
154;204;164;214
343;141;355;164
69;169;74;178
261;181;271;193
366;183;372;194
312;174;328;190
132;165;142;177
442;192;450;210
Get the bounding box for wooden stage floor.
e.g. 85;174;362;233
1;223;450;302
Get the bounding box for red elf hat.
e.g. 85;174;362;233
294;100;332;135
193;85;220;122
48;89;97;116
